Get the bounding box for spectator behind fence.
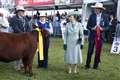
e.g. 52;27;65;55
0;8;10;32
60;15;67;40
108;14;117;43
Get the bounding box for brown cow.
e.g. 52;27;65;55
0;30;38;76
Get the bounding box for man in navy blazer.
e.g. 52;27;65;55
85;3;109;69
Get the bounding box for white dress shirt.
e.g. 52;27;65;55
96;13;102;25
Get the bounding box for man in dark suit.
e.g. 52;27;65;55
85;3;109;69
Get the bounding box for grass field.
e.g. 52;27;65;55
0;37;120;80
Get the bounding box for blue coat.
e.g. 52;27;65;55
87;13;109;41
10;15;32;33
37;21;50;29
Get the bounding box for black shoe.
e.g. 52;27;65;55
85;65;90;69
42;65;48;69
93;66;98;69
37;65;41;68
37;64;44;68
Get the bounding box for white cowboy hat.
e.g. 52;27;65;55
16;6;25;11
91;3;105;10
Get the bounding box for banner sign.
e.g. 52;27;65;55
84;0;109;3
55;0;83;5
16;0;83;6
16;0;54;6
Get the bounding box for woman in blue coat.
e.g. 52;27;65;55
64;11;84;74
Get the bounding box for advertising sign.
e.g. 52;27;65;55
16;0;54;6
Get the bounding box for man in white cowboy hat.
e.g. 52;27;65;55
85;2;109;69
9;6;32;71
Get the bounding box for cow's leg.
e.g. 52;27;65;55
22;58;29;74
28;56;34;77
28;63;33;76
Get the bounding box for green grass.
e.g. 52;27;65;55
0;38;120;80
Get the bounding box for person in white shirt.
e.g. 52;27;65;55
0;8;10;32
60;16;67;40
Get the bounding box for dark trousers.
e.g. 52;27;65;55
85;37;103;68
38;36;50;68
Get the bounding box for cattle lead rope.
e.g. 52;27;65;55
35;28;44;60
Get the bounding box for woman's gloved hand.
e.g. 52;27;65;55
77;38;82;44
63;44;67;50
81;45;83;49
